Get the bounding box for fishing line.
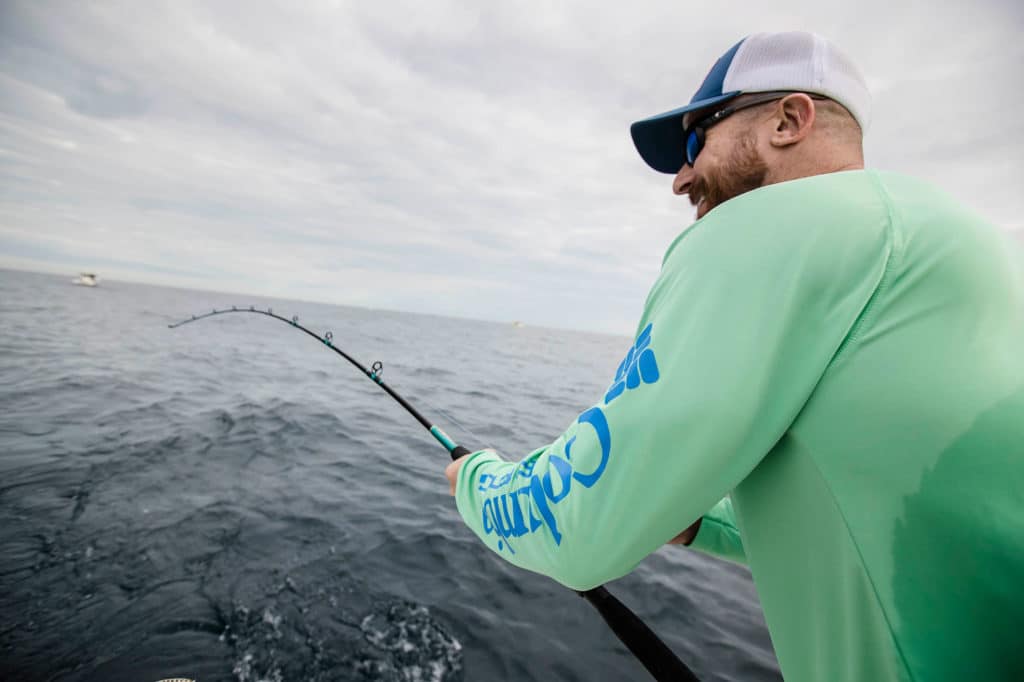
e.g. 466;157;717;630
422;403;488;449
169;305;700;682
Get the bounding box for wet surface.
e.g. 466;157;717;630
0;269;780;681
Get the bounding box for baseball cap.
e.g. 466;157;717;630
630;31;872;173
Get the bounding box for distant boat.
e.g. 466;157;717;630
511;320;524;328
72;273;98;287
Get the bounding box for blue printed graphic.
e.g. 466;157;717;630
480;406;611;553
604;322;659;404
477;324;659;553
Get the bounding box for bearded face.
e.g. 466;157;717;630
689;132;768;219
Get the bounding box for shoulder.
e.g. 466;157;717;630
661;170;894;277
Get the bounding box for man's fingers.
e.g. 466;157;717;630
445;454;472;495
445;449;498;495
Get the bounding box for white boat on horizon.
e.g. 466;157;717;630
72;273;98;287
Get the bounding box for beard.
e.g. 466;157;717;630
690;132;768;216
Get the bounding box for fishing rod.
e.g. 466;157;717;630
169;306;699;682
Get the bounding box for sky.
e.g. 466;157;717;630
1;1;1021;334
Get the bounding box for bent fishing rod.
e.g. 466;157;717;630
169;306;699;682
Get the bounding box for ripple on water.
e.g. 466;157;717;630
218;573;463;682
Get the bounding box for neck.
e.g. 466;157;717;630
763;146;864;186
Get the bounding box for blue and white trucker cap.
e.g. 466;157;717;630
631;31;871;173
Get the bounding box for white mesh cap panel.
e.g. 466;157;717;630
722;31;872;130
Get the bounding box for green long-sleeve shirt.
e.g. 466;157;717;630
455;170;1024;682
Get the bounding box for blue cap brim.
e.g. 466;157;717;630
629;91;740;173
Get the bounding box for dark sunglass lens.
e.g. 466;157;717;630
686;129;702;166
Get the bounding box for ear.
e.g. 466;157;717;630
769;93;816;148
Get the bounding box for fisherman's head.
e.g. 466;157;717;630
630;32;870;218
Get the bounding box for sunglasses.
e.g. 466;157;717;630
683;92;826;167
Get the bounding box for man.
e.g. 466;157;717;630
445;31;1024;682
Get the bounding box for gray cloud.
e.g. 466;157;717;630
1;0;1021;333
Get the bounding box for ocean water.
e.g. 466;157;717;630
0;269;780;682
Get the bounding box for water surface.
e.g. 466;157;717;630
0;269;779;681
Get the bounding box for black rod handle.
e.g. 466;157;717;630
581;586;699;681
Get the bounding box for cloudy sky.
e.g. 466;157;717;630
1;1;1021;333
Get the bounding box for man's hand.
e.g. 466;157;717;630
446;452;486;495
667;519;702;545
